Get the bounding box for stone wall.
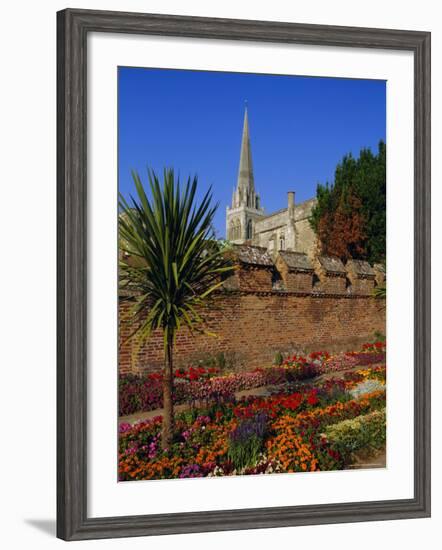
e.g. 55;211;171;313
251;198;317;254
295;217;317;255
119;249;385;375
253;209;288;250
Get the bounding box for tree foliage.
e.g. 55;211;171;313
119;169;234;447
310;141;386;264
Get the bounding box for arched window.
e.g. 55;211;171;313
229;221;234;240
279;234;285;251
246;219;253;240
234;220;241;240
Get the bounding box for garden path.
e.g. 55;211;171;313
119;363;385;425
119;385;272;425
349;446;386;469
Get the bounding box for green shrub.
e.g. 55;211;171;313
178;408;199;425
324;408;386;463
273;351;283;366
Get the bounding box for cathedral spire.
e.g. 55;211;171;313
236;106;255;197
226;106;265;242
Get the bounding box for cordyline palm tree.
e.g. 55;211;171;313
373;282;386;313
373;262;386;303
119;168;234;448
373;283;386;300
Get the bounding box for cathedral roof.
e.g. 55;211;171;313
294;197;317;220
259;207;288;220
257;198;317;223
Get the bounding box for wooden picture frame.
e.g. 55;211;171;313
57;8;431;541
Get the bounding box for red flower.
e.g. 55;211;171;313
307;392;319;406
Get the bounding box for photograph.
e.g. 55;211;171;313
117;67;387;481
0;0;435;545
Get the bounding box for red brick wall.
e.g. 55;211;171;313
237;266;273;291
119;290;385;375
274;256;313;293
317;274;347;294
285;272;313;292
349;278;375;295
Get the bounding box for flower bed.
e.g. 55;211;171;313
324;408;386;462
119;359;387;480
119;343;386;417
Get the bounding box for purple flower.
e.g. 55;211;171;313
179;464;203;478
119;422;132;434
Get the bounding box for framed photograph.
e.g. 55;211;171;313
57;8;431;541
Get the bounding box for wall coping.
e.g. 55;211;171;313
220;288;382;299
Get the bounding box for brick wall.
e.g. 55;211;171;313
348;278;375;295
119;290;385;375
317;274;347;294
274;255;313;293
237;266;273;292
285;271;313;292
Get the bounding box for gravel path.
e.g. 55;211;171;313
348;447;386;470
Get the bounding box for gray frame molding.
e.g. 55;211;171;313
57;8;431;541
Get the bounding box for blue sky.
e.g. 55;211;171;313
118;67;386;239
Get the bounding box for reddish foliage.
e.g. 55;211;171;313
317;192;367;261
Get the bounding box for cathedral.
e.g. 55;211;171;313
226;108;317;256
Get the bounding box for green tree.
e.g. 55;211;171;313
310;141;386;264
119;169;234;448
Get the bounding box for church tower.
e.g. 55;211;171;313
226;107;265;243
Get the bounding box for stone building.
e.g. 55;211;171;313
226;107;317;255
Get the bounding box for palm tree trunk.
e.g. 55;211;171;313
161;333;174;449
